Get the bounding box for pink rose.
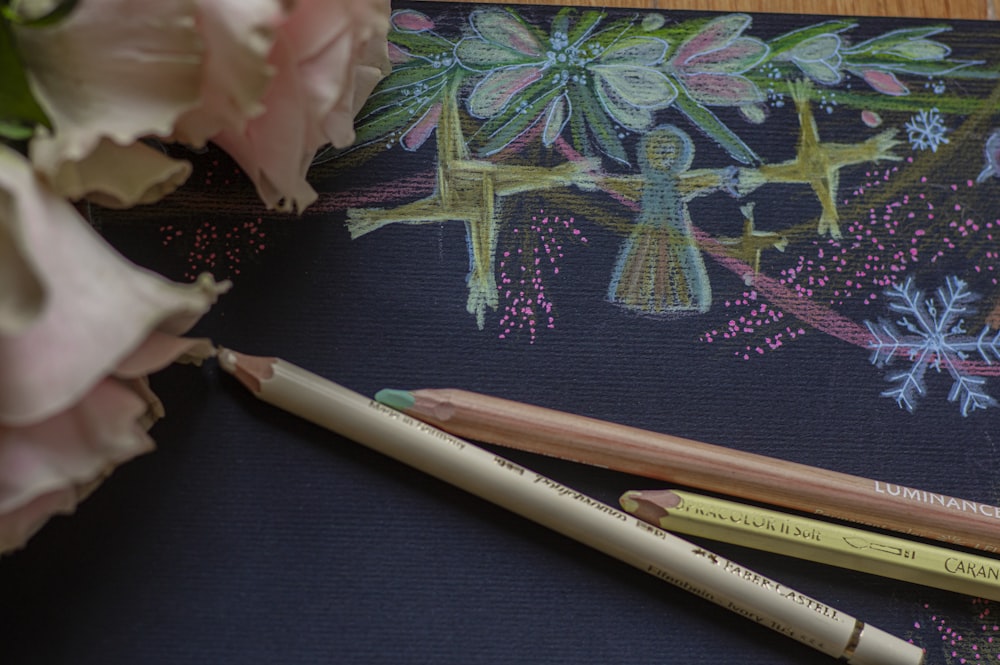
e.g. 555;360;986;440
0;146;229;553
18;0;390;213
211;0;392;212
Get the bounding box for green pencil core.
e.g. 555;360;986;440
374;388;415;411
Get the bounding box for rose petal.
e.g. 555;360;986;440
0;378;156;554
211;0;390;213
31;138;193;208
114;333;216;378
0;198;44;336
0;146;229;425
172;0;285;147
17;0;203;170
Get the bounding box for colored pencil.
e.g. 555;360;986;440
621;488;1000;600
220;349;924;665
374;388;1000;553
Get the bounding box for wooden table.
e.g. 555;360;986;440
456;0;995;19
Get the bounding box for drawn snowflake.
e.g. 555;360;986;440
904;108;949;153
864;276;1000;416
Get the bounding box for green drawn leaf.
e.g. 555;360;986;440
599;36;669;66
456;38;541;70
368;63;454;99
542;93;570;146
842;26;950;55
469;8;545;57
472;81;561;156
673;86;758;165
563;8;605;46
787;33;840;61
884;39;951;61
467;66;544;118
389;29;454;59
353;79;447;148
795;58;842;84
767;20;856;57
844;54;982;77
574;83;628;164
590;64;677;110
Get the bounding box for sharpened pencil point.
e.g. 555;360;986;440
375;389;415;411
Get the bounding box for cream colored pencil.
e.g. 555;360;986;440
621;489;1000;601
219;349;923;665
374;388;1000;553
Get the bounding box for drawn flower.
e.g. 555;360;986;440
0;146;228;553
456;8;676;163
350;9;457;153
665;14;767;108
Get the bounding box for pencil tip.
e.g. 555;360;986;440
375;389;414;411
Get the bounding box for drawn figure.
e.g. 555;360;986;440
347;81;593;329
737;80;901;238
607;125;732;315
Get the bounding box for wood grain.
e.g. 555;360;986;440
449;0;996;20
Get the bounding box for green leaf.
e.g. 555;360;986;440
884;39;950;61
767;20;856;57
0;17;48;133
590;64;677;110
455;37;540;70
563;9;605;46
471;81;561;156
3;0;78;27
0;118;33;140
673;86;758;165
786;33;840;61
389;29;453;59
353;77;449;147
468;7;545;57
598;36;669;66
574;83;628;165
843;53;982;76
368;63;454;100
842;25;950;55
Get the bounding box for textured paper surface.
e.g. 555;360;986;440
3;4;1000;664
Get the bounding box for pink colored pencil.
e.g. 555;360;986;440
376;387;1000;553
